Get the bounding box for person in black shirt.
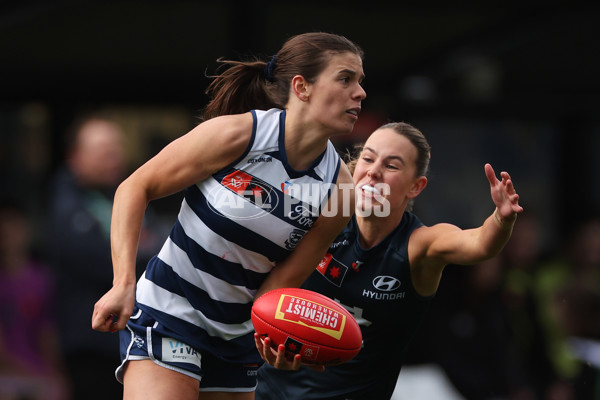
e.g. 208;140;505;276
255;121;523;400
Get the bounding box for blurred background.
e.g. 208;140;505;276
1;1;599;399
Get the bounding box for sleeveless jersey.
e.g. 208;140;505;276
256;212;434;399
134;108;342;364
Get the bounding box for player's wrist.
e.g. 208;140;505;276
493;207;517;229
493;208;516;229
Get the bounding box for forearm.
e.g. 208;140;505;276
478;207;517;258
255;230;333;298
256;215;351;298
110;179;149;287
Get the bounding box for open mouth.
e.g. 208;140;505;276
346;108;360;118
361;184;381;196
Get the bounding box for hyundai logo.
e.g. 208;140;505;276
372;276;401;292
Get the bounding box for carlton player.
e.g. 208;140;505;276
256;121;523;399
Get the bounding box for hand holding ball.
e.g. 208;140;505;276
251;288;362;366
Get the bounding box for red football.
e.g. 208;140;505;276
251;288;362;366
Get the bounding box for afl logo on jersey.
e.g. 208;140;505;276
209;170;278;220
372;276;401;292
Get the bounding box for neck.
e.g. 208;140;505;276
284;112;330;171
356;210;404;249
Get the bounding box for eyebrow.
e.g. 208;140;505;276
340;68;366;81
363;146;405;164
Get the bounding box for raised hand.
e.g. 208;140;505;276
484;163;523;221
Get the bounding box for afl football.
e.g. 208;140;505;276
251;288;362;366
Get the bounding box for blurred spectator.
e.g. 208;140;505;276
433;258;515;400
501;212;564;400
404;257;515;400
0;198;68;400
407;212;597;400
541;217;600;399
43;113;163;399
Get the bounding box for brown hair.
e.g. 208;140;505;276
201;32;364;121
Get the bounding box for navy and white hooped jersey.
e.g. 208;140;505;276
256;212;435;400
134;108;342;364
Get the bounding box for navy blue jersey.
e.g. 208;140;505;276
256;212;434;399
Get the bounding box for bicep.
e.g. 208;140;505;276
132;114;253;201
415;224;486;267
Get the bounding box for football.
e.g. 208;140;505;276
251;288;362;366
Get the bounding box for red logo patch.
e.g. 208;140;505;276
221;170;253;194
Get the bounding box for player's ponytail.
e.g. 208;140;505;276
202;58;278;121
202;32;363;121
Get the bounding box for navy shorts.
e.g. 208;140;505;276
116;307;261;392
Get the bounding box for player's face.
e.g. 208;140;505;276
353;128;422;217
306;52;366;136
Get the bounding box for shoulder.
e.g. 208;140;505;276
204;112;254;138
191;113;255;155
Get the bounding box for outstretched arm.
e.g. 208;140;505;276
410;163;523;295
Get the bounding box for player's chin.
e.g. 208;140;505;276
331;115;358;134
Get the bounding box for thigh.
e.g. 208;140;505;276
123;359;199;400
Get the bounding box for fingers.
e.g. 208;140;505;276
254;333;263;351
484;163;497;184
274;344;289;368
91;310;115;332
92;301;124;332
254;334;305;370
255;334;278;365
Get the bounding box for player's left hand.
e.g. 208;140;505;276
484;163;523;220
254;333;325;372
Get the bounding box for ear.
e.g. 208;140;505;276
291;75;310;102
407;176;428;199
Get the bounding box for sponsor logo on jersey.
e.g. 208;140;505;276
161;338;201;367
372;276;401;291
247;156;273;163
209;170;278;220
287;203;317;229
362;289;406;300
316;253;349;287
275;294;346;340
221;170;277;208
362;276;405;301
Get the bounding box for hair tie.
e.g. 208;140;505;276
264;55;277;83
